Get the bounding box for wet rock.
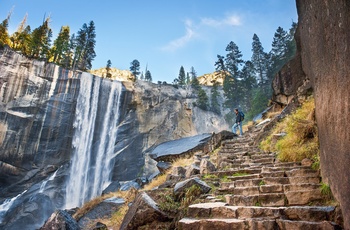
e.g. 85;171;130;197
102;181;121;195
120;181;141;191
149;134;212;162
156;161;172;173
1;193;55;230
40;210;80;230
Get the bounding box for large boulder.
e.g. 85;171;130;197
40;210;80;230
77;197;124;229
120;192;170;230
296;0;350;227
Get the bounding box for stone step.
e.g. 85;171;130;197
178;217;246;230
261;177;290;185
212;169;262;177
252;157;275;164
259;184;284;193
226;173;260;182
250;153;277;160
285;189;323;205
226;193;286;207
233;186;260;196
261;165;308;173
260;171;285;178
234;178;262;187
283;183;321;192
187;203;337;222
285;168;320;177
288;176;320;184
276;219;340;230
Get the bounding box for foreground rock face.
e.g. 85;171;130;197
296;0;350;228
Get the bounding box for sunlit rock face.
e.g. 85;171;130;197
0;47;229;229
296;0;350;228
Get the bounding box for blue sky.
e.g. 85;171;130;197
1;0;297;83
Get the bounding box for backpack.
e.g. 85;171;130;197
239;111;245;121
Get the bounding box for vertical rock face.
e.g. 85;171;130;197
0;46;79;188
296;0;350;227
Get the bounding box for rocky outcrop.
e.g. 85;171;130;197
40;210;80;230
120;192;171;230
197;71;226;86
296;0;350;228
271;24;311;108
90;67;135;82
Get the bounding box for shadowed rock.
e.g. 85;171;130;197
40;210;80;230
120;192;170;230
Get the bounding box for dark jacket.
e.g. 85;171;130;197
235;111;242;123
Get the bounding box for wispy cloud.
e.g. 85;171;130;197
201;14;241;27
161;19;196;52
160;14;242;52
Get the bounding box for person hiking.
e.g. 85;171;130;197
232;108;244;136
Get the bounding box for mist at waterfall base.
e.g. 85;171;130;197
0;73;123;229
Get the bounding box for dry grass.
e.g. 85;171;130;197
94;188;138;229
260;97;319;162
143;156;193;191
142;173;167;191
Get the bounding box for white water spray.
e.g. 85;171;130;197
65;74;122;208
0;190;27;223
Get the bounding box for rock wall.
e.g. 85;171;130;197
296;0;350;228
271;26;311;107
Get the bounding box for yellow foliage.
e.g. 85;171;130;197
260;97;319;162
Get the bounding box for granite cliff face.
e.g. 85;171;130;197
296;0;350;228
0;46;229;229
272;1;350;228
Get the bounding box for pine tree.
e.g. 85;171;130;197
0;11;11;46
145;70;152;82
10;14;30;53
29;16;52;59
251;34;268;85
72;23;87;71
214;55;226;75
210;82;221;114
106;59;112;78
197;87;209;111
62;33;76;69
177;66;186;87
225;41;243;77
130;59;140;80
189;66;200;90
239;61;258;112
51;26;70;64
83;21;96;70
222;41;244;108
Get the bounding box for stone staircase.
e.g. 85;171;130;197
178;128;343;229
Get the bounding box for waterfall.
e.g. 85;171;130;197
39;168;59;193
65;73;122;208
0;190;27;223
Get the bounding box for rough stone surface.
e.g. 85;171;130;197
102;181;121;195
77;197;124;229
40;210;80;230
119;192;170;230
296;0;350;227
174;177;211;199
199;159;216;174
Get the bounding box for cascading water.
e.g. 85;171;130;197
65;73;122;208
